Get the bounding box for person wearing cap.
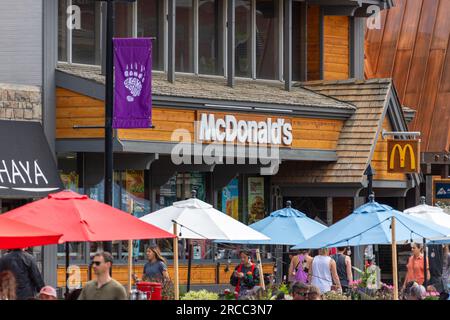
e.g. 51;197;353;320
38;286;57;300
230;250;260;298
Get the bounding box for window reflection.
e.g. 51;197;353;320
137;0;165;71
115;2;134;38
235;0;252;78
198;0;225;75
255;0;279;80
176;0;194;73
72;0;101;65
58;0;68;62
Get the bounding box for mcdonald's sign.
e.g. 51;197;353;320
387;140;420;173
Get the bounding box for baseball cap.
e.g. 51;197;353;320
39;286;57;298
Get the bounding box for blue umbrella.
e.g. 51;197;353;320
217;201;327;245
291;195;450;300
292;196;450;250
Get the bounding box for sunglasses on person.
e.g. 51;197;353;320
294;291;308;297
92;261;102;266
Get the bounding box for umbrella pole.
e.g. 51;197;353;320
391;216;399;300
423;238;427;288
256;249;265;291
187;240;192;293
65;242;69;297
173;223;180;300
127;239;133;296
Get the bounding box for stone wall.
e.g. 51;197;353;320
0;83;42;121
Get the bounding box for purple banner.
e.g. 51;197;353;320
113;38;152;129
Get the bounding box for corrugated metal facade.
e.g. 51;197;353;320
365;0;450;153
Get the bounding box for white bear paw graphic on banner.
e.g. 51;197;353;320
124;63;146;102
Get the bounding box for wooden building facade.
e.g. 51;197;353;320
53;0;419;288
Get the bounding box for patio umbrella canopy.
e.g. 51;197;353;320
140;193;270;241
2;190;175;242
292;196;450;250
404;197;450;229
403;198;450;244
0;215;62;249
291;195;450;300
140;191;269;298
217;201;327;245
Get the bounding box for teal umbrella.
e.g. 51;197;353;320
217;201;327;245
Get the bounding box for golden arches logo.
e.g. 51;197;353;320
389;143;416;170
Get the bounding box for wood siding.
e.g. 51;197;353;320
57;263;274;288
323;16;350;80
56;88;344;151
372;117;407;181
365;0;450;152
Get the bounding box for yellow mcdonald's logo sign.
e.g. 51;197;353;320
389;144;416;170
387;140;420;173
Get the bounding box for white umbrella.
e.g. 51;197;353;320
404;197;450;243
140;196;270;241
140;191;270;298
404;198;450;229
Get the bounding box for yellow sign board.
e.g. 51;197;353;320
387;140;420;173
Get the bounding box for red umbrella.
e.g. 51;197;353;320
3;190;175;242
4;190;175;295
0;215;62;249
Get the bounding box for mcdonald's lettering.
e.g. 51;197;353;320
387;140;420;173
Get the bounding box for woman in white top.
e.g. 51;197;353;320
308;248;342;294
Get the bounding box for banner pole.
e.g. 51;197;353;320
102;0;114;258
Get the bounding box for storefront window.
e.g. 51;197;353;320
72;0;101;65
248;176;266;224
221;176;239;220
137;0;165;71
255;0;279;80
115;2;134;37
198;0;225;75
235;0;252;78
176;0;194;73
155;172;212;260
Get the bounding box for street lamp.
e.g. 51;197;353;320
97;0;137;254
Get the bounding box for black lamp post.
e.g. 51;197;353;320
99;0;137;254
102;0;115;255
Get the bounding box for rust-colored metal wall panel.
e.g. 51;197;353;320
366;0;450;152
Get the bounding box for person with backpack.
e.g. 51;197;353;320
230;249;260;298
331;247;353;292
289;250;313;284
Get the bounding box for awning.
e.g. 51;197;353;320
0;120;63;198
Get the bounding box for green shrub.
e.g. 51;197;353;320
180;290;219;300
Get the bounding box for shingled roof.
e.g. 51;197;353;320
273;78;399;185
56;63;355;113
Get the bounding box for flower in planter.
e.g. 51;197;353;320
424;291;440;300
